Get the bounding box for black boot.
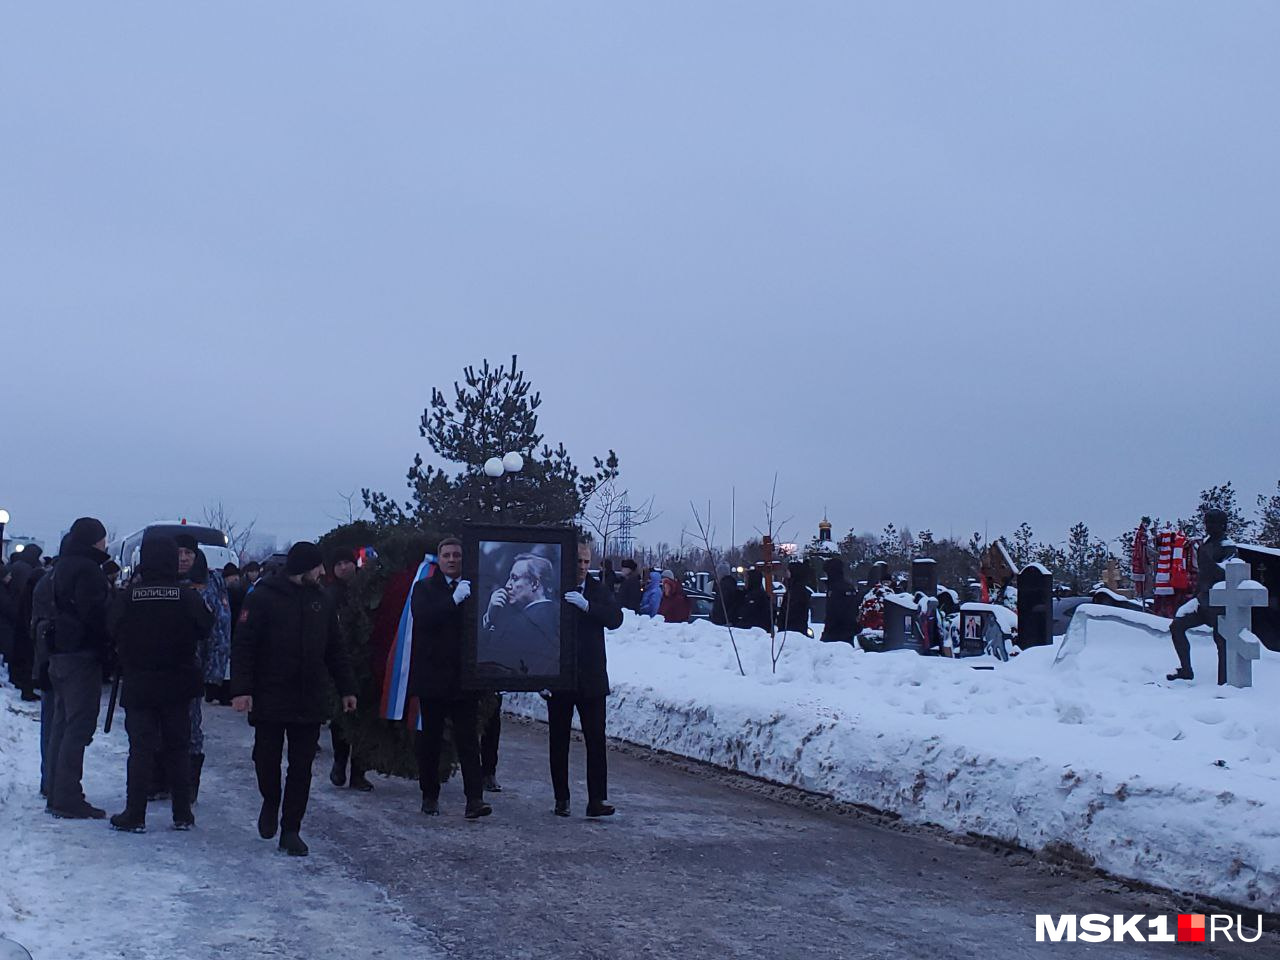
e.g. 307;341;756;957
109;810;146;833
349;772;374;792
190;754;205;805
464;798;492;820
258;800;278;840
279;831;309;857
1167;667;1194;682
329;763;346;787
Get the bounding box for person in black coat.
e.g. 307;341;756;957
106;535;213;832
709;563;744;627
10;546;45;701
46;518;112;819
231;542;356;856
821;557;858;645
549;542;625;818
409;536;490;820
777;562;813;636
324;548;373;792
736;569;774;631
616;558;643;614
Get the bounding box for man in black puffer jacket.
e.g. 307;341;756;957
46;517;112;819
231;542;356;857
106;536;213;832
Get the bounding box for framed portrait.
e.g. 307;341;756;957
460;523;578;692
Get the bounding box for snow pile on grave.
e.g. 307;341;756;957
509;606;1280;910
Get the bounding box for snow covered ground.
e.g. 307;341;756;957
0;690;432;960
510;605;1280;911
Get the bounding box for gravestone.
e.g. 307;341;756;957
1209;559;1268;688
881;596;917;652
1016;563;1054;648
957;608;988;657
911;558;938;598
870;561;890;585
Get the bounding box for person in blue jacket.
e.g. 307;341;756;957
639;569;663;616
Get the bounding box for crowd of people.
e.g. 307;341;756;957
0;524;628;858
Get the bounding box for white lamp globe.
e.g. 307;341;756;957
0;509;9;524
502;452;524;474
483;457;504;478
13;543;23;553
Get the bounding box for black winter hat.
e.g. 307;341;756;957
139;535;179;581
174;533;199;553
68;518;106;548
823;557;846;581
286;541;325;576
327;547;357;573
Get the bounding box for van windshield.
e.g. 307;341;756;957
146;524;228;547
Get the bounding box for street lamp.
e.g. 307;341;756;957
0;509;8;558
483;452;525;521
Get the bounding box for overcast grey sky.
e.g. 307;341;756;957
3;2;1277;556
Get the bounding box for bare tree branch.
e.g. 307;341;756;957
690;500;745;677
201;501;258;561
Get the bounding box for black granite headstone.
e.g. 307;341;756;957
1016;563;1053;648
881;596;917;652
911;558;938;598
871;561;890;584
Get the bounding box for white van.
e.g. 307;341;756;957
110;521;239;582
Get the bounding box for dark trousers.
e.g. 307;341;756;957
548;694;608;805
330;722;366;779
415;697;482;802
481;697;501;777
1171;607;1227;685
125;701;191;819
46;652;102;809
253;722;321;833
11;627;35;694
39;690;54;795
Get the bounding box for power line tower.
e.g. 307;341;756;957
616;492;635;560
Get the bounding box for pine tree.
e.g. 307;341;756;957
1180;481;1252;541
364;356;618;531
1255;482;1280;547
1010;522;1037;567
1065;521;1092;594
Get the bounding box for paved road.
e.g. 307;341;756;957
191;706;1273;960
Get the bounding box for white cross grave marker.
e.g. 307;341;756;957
1209;558;1268;688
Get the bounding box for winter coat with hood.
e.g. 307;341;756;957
230;575;356;724
657;577;692;624
107;536;213;709
51;519;111;659
639;571;663;616
185;550;232;684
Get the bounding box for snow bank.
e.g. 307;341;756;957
510;608;1280;910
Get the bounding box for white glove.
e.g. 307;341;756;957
564;591;589;612
452;580;471;604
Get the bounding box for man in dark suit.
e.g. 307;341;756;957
480;553;560;677
549;542;624;817
410;536;490;820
